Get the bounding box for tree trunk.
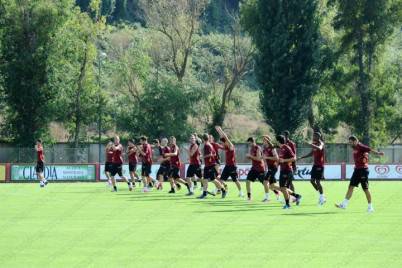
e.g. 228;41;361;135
357;32;371;145
308;96;315;129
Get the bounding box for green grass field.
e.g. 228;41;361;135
1;181;401;268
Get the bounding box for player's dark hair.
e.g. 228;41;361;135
348;135;358;142
283;130;290;137
276;135;286;144
202;133;209;141
153;139;160;144
247;137;255;143
128;139;135;144
313;132;321;139
220;137;227;143
196;138;201;146
140;136;147;141
36;139;42;143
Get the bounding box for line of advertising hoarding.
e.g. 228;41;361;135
345;164;402;180
10;164;96;181
0;163;400;182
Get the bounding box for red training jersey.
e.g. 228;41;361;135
203;143;216;167
106;148;113;163
224;144;236;166
159;146;171;166
169;144;181;168
263;146;278;169
312;142;325;167
142;143;153;165
112;144;123;164
211;142;223;161
353;143;371;169
128;146;138;164
37;146;44;162
189;144;201;165
279;144;295;172
250;144;265;172
286;139;297;155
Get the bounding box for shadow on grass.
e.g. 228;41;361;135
280;211;339;216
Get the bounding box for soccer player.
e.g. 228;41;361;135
110;135;132;192
210;134;226;193
335;135;384;212
276;135;302;209
192;133;202;189
198;133;227;199
35;139;48;188
104;140;114;187
245;137;265;201
298;132;326;205
261;135;281;202
215;126;244;197
283;130;297;192
127;139;140;188
185;134;202;195
165;136;189;194
138;136;153;192
154;138;171;191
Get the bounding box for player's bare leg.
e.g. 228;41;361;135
246;180;252;201
111;176;117;192
262;181;270;202
105;171;112;187
336;186;354;209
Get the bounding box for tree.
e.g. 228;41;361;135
193;18;254;133
242;0;321;134
204;0;240;33
140;0;209;82
116;79;197;141
0;0;72;145
329;0;401;145
105;27;151;103
47;1;104;147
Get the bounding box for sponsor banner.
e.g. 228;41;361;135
346;164;402;179
184;164;342;180
100;164;161;180
11;164;95;181
0;165;5;181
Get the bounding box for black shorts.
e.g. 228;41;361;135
157;164;170;181
311;165;324;180
204;165;218;181
220;165;238;181
36;161;44;173
141;163;152;177
186;164;202;178
264;167;278;184
111;163;123;177
129;163;137;172
279;170;294;188
247;168;265;183
169;166;181;179
350;168;369;190
104;162;113;173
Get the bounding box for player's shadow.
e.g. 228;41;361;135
123;194;202;202
193;200;283;212
280;211;338;216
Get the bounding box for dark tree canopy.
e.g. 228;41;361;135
242;0;321;134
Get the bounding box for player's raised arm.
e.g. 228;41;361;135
215;126;234;150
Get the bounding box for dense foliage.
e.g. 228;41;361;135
0;0;400;145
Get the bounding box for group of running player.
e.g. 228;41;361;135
34;126;384;212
